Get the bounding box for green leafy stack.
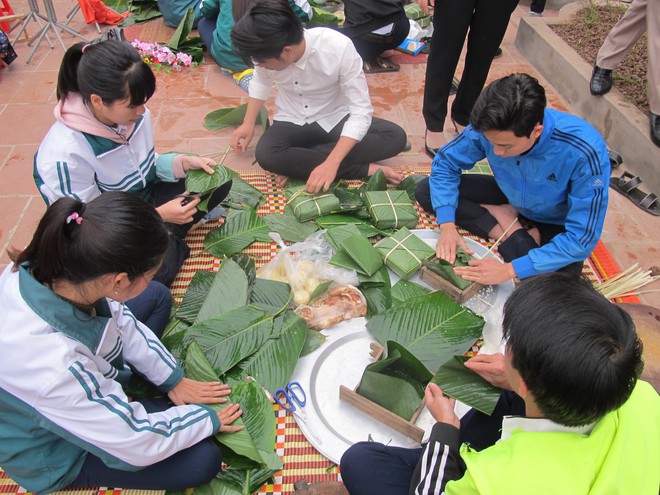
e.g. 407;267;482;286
287;189;341;222
374;227;436;279
161;255;316;494
364;190;418;230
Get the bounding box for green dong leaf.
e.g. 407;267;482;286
204;208;272;257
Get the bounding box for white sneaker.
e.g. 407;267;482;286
530;11;543;16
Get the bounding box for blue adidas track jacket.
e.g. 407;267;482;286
429;109;610;279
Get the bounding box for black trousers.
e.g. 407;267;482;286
148;179;232;287
254;116;407;181
423;0;519;131
347;11;411;61
415;175;583;276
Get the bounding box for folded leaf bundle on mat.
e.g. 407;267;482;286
364;190;419;230
357;341;433;420
422;250;474;290
329;234;384;276
375;227;435;279
288;190;341;222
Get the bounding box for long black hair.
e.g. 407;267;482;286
9;192;169;285
56;40;156;107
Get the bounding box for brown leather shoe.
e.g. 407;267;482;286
590;65;613;95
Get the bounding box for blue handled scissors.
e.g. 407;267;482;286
274;381;306;412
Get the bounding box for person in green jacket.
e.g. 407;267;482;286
198;0;312;72
341;273;660;495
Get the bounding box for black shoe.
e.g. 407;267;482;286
651;113;660;148
590;65;613;95
425;142;439;159
450;76;459;96
493;47;503;59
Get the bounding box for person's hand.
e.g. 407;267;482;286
168;378;233;406
218;403;244;433
231;123;255;154
425;383;460;429
464;353;511;390
156;193;201;224
306;159;340;193
181;156;216;174
454;258;516;285
418;0;433;15
436;223;473;264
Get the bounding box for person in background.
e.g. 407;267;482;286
230;0;407;193
341;273;659;495
198;0;312;72
0;192;243;492
419;0;519;157
589;0;659;147
529;0;546;16
34;40;232;289
158;0;204;28
415;73;610;286
341;0;410;73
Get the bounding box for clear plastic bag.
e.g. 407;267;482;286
294;283;367;330
257;231;359;306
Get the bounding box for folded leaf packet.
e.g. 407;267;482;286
421;250;474;290
356;340;433;421
375;227;435;279
364;190;418;230
330;234;384;276
288;190;341;222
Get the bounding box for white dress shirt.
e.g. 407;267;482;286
248;28;374;142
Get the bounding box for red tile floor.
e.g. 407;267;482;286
1;0;658;313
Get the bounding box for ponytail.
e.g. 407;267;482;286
56;40;156;107
9;192;169;286
56;42;85;102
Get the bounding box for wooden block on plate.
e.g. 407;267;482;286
419;266;484;304
339;342;425;443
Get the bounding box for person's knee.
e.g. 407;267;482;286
186;440;222;486
497;229;538;262
340;442;378;484
415;178;433;213
150;281;173;308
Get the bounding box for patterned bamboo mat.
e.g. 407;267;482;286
0;165;639;495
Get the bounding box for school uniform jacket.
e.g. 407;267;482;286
429;109;610;279
34;108;179;206
0;264;220;493
409;381;660;494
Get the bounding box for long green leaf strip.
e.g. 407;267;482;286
194;258;250;324
204;208;272;257
184;306;274;375
431;356;501;415
366;291;484;373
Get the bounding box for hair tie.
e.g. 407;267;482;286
66;212;83;225
81;44;90;54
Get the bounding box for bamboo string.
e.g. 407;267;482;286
483;217;520;257
593;263;660;300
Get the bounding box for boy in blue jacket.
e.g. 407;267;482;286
415;73;610;285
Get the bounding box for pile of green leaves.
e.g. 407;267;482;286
162;255;325;494
119;0;161;26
